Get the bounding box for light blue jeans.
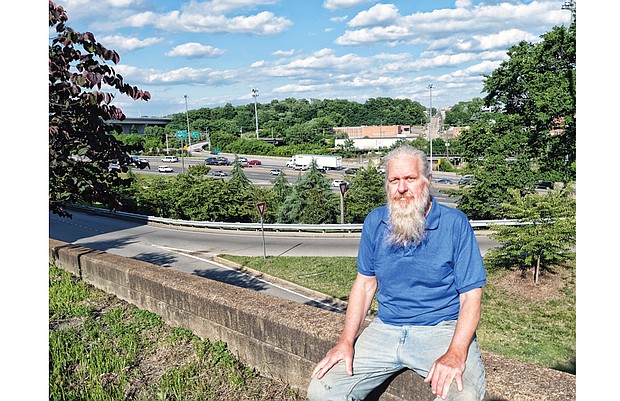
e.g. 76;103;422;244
307;318;485;401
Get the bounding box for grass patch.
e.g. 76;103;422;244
49;264;303;401
218;255;576;374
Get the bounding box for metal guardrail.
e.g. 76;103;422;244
73;205;518;233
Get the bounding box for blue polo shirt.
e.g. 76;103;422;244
357;197;486;326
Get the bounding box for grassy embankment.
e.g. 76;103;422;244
220;255;576;374
49;255;575;399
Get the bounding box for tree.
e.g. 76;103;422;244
344;166;386;223
483;22;576;182
49;1;151;217
278;160;339;223
485;186;576;284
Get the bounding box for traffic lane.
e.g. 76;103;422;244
49;211;346;312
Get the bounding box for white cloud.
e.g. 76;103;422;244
148;10;292;34
348;3;400;27
473;29;539;50
165;43;225;58
336;1;569;47
98;34;162;52
323;0;374;11
272;49;296;57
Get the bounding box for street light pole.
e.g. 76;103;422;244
561;1;576;24
428;83;434;171
184;94;192;152
252;88;259;139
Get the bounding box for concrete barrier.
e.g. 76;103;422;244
49;239;575;401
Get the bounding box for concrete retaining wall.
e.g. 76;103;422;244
49;239;575;401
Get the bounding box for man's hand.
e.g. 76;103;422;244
311;341;354;379
423;351;466;400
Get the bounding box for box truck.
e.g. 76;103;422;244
287;154;342;170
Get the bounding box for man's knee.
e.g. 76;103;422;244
307;377;333;401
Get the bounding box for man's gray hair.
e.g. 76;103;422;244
383;145;431;179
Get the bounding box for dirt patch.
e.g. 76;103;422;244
491;267;574;302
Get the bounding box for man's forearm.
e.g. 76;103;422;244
338;274;377;345
447;288;482;358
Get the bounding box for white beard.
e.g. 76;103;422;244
387;186;431;247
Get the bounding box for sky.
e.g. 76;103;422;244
49;0;574;118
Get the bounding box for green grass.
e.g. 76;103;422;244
219;254;576;374
49;264;302;401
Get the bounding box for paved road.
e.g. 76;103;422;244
49;208;499;313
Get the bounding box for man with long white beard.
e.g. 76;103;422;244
308;145;487;401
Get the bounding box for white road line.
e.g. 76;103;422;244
150;243;345;313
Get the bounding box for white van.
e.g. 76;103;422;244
161;155;179;163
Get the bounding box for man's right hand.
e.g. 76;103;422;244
310;341;354;379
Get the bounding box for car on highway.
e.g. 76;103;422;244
205;157;218;165
108;162;121;172
536;180;555;190
270;169;281;176
458;175;475;185
158;165;173;173
161;155;179;163
211;170;228;177
434;178;453;184
248;159;262;165
331;179;349;187
216;156;230;166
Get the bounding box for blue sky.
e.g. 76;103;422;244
51;0;573;118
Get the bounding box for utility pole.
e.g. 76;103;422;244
252;88;259;139
561;1;576;24
428;83;434;171
184;94;192;151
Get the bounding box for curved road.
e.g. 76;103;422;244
49;208;499;313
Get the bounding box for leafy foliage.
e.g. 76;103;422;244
49;1;151;217
483;22;576;182
344;166;386;223
456;114;535;219
278;160;339;223
485;186;576;283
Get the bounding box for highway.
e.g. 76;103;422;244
49;206;500;313
50;151;498;312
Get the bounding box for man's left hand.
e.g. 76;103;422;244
423;352;466;400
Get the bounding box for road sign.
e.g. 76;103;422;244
339;182;348;195
257;201;266;216
192;131;199;139
176;130;186;139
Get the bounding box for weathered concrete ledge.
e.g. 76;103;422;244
49;239;575;401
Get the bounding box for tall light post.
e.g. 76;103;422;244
252;88;259;139
428;83;434;171
562;1;576;24
184;94;192;151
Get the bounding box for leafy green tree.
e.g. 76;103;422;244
483;22;576;182
456;114;536;219
230;157;252;190
485;186;576;284
443;98;490;126
49;1;151;217
344;166;386;223
278;160;339;223
271;171;292;208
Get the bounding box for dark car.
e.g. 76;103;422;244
536;180;555;190
205;157;218;165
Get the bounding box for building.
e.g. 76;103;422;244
333;125;423;139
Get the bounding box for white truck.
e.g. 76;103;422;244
287;154;342;170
